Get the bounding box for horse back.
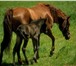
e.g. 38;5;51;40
28;4;53;20
13;8;31;24
5;3;55;31
27;4;54;28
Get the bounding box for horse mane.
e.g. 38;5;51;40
39;3;67;23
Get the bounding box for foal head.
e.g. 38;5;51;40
58;16;70;40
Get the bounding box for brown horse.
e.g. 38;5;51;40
0;3;70;65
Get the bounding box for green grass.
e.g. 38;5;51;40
0;1;76;66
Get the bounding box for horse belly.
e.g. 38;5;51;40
12;8;31;31
13;8;30;24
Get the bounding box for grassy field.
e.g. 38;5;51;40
0;1;76;66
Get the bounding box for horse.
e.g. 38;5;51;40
0;3;70;65
16;18;47;64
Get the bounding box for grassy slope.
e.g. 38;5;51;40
0;1;76;66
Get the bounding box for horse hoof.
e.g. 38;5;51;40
0;63;1;66
18;59;23;65
30;58;37;64
12;63;15;66
0;57;2;66
30;60;33;65
25;60;29;65
37;56;39;59
0;61;1;66
33;58;37;63
50;51;54;57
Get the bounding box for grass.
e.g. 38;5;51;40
0;1;76;66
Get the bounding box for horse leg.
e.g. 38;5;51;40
0;42;5;65
32;38;38;63
0;33;12;65
45;29;55;56
0;42;8;65
13;35;22;65
36;36;40;59
22;39;29;65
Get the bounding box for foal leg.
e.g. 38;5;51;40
32;38;38;63
13;35;22;65
45;29;55;56
22;39;29;65
36;36;40;59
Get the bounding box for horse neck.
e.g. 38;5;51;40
57;9;67;18
49;5;67;24
48;5;58;23
55;9;69;29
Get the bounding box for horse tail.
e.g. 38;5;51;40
1;9;13;52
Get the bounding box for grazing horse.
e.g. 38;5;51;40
16;18;47;64
0;3;70;65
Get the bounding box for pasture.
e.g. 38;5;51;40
0;1;76;66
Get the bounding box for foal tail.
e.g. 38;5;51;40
1;9;13;52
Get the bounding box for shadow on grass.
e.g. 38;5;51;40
1;62;13;66
1;62;29;66
55;46;66;59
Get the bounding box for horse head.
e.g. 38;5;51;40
58;16;70;40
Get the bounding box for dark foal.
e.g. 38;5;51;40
16;18;47;64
